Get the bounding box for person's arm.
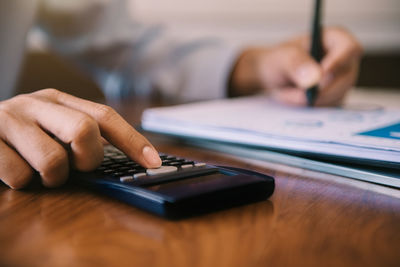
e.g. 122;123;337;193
37;1;362;106
37;0;240;101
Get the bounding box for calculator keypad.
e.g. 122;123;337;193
99;146;207;183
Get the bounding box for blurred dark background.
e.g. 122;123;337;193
15;51;400;101
16;52;105;101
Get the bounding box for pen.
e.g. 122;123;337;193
306;0;324;106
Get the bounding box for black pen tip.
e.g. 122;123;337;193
306;87;318;107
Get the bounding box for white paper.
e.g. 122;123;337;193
142;94;400;164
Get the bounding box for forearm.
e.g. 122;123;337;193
37;0;242;101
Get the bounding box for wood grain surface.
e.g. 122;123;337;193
0;97;399;267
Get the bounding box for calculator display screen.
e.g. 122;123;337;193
146;174;221;191
144;172;249;199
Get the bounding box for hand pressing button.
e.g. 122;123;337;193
146;166;178;176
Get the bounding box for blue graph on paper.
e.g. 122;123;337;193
358;122;400;140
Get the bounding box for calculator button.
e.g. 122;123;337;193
194;163;206;167
114;158;129;164
105;152;119;157
125;162;139;167
101;161;114;167
120;176;134;183
165;162;182;167
146;166;178;176
126;169;139;175
134;172;147;179
180;164;194;169
110;164;122;169
112;172;124;177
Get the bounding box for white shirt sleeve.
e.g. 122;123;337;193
37;0;242;101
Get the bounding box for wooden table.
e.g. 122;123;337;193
1;97;399;267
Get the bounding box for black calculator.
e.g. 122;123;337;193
72;145;275;219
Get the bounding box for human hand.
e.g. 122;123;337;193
0;89;161;189
229;27;363;106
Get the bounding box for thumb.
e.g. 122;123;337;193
282;47;323;89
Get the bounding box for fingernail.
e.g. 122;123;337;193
142;146;161;167
296;64;321;88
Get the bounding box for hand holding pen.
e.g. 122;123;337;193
229;9;363;106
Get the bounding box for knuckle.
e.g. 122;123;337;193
0;102;13;120
94;104;118;123
0;94;29;109
37;147;68;177
36;88;61;97
10;94;30;104
70;115;99;142
0;95;44;124
32;88;64;102
0;94;40;113
0;101;21;125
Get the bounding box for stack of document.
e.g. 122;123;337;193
142;95;400;168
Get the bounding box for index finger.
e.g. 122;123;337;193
34;89;162;169
321;27;363;74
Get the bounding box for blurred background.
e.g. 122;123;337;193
17;0;400;99
133;0;400;53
